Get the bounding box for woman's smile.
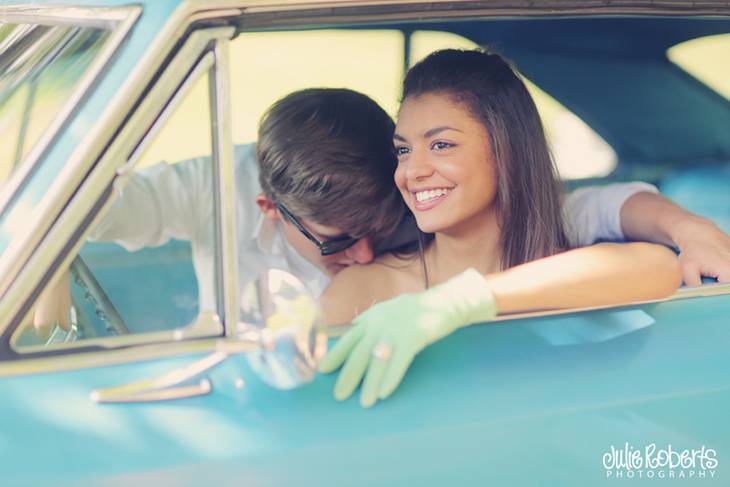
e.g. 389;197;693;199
411;187;454;211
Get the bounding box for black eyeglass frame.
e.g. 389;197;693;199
276;203;359;256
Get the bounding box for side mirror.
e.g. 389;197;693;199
238;268;327;390
91;269;326;403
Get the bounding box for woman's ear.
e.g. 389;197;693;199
255;194;281;221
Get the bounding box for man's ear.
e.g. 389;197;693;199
255;194;281;221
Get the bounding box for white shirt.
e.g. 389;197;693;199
90;143;657;311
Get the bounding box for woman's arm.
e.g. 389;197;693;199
321;242;681;324
487;242;682;313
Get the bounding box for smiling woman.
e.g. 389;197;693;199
318;49;683;408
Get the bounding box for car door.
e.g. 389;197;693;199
0;6;287;484
2;3;730;486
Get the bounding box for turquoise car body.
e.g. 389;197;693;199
0;1;729;485
4;296;730;485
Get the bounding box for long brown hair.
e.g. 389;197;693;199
402;48;569;270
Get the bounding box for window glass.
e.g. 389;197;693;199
12;68;221;351
409;30;617;180
136;65;212;168
668;33;730;101
0;24;111;259
0;24;110;187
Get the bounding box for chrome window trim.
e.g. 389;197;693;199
238;0;730;22
0;5;141;215
235;6;730;32
209;36;240;337
490;282;730;323
12;311;224;355
0;27;235;341
0;336;258;378
0;5;137;29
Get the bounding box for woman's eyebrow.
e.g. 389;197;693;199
424;126;461;138
393;126;462;142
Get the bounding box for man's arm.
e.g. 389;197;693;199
564;183;730;285
563;182;658;247
620;191;730;286
89;156;213;250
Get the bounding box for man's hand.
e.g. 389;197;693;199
620;192;730;286
33;270;71;337
671;217;730;286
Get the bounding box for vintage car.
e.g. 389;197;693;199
0;0;729;485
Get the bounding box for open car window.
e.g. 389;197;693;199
225;28;617;181
226;29;405;146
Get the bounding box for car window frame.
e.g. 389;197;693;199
0;26;239;367
233;3;730;313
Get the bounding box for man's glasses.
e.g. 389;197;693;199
276;203;359;256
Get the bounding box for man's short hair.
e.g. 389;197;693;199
257;88;405;244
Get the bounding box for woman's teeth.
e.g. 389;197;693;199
415;188;451;202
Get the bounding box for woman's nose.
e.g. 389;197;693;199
405;149;434;180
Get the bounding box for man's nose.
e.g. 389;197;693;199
344;237;374;264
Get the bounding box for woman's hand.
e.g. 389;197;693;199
318;269;497;408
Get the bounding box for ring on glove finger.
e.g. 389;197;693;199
372;341;392;361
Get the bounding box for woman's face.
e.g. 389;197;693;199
394;92;498;235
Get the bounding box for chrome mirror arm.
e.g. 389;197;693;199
90;336;260;404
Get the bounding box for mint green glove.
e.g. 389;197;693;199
318;268;497;408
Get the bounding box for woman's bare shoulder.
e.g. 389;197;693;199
320;253;423;325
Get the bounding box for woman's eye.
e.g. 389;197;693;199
431;141;454;151
395;146;410;157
